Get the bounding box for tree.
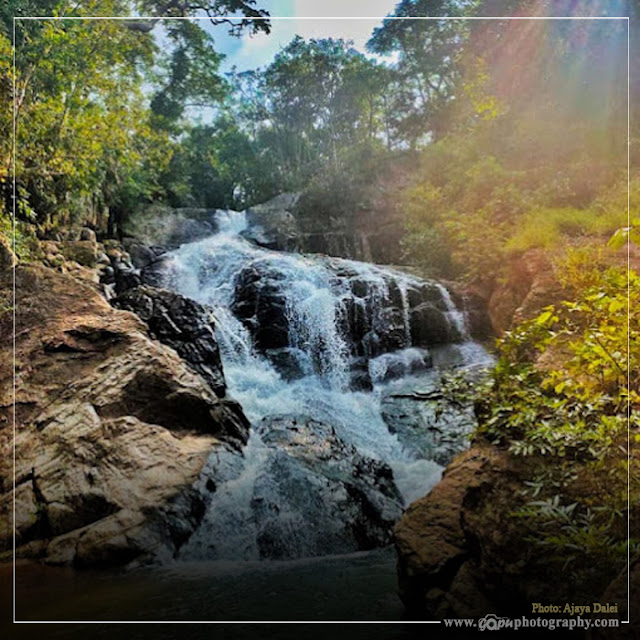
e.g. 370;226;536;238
228;37;395;193
368;0;477;144
0;0;270;236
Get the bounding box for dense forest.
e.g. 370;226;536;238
1;0;638;626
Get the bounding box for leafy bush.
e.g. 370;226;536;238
465;267;639;573
478;268;637;453
0;211;38;262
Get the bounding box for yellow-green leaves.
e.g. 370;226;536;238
608;219;640;250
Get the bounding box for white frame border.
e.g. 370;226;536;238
10;12;632;627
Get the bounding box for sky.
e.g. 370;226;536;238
206;0;400;72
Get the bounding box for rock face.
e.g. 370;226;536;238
0;265;249;567
242;190;407;265
126;207;219;248
488;250;564;334
59;240;98;267
254;415;404;556
113;285;229;398
380;377;477;467
394;445;631;620
180;415;404;561
231;255;465;383
242;192;301;250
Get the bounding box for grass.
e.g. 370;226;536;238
506;206;629;253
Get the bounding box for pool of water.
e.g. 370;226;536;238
1;549;443;640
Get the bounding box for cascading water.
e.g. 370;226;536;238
151;209;492;562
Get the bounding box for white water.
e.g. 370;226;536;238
156;210;490;560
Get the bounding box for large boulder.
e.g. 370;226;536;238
127;207;219;248
180;415;404;561
394;445;633;620
113;285;229;398
0;265;249;567
60;240;98;267
242;193;301;251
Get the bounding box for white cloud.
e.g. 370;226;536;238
222;0;398;71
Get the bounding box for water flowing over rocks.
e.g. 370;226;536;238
179;415;404;561
131;190;408;266
184;233;468;383
0;265;249;567
2;201;493;573
147;207;491;563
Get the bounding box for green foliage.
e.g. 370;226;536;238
368;0;476;142
608;219;640;250
402;126;627;282
0;211;38;262
395;4;629;282
512;496;637;580
1;0;270;237
197;37;403;210
478;268;637;455
506;206;629;253
150;21;226;128
454;266;639;577
161;116;277;209
552;244;611;293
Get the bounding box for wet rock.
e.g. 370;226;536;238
96;251;111;266
348;357;373;391
254;416;404;557
369;348;434;385
140;254;174;288
265;347;312;381
163;210;217;247
232;262;290;351
113;266;141;294
0;265;250;567
232;255;465;363
410;303;458;345
114;285;229;398
380;376;476;466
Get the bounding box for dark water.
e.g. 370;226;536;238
0;549;454;640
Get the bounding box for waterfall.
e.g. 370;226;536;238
151;209;491;561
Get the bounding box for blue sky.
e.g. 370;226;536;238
205;0;400;72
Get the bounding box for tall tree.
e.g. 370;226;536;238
1;0;270;236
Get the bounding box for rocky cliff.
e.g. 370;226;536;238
394;445;638;624
0;262;249;567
